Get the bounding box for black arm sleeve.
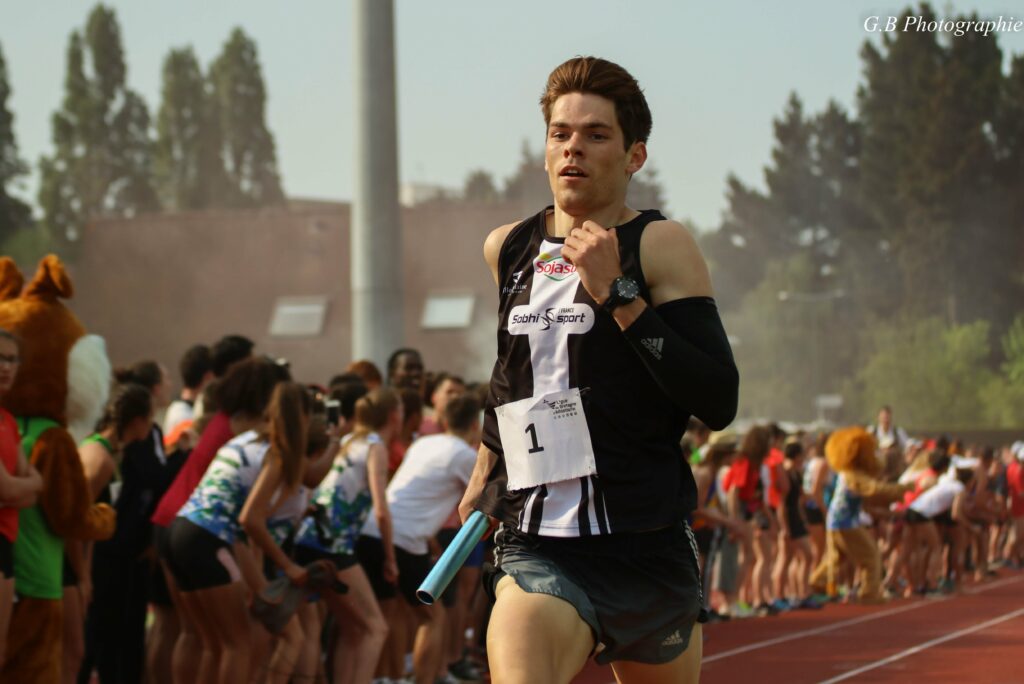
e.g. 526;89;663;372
621;296;739;430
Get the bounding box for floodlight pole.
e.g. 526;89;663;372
351;0;403;367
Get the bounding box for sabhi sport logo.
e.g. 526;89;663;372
535;252;577;281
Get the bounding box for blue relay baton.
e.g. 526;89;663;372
417;511;490;605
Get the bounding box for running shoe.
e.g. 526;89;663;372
755;602;780;617
797;597;824;610
730;602;755;618
769;598;791;612
448;658;483;682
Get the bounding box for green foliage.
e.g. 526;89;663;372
39;5;159;247
703;2;1024;428
155;47;224;210
208;28;284;207
856;318;996;429
0;226;57;268
0;43;31;243
463;169;499;203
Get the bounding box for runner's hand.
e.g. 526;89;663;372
384;557;399;585
562;220;623;305
285;562;309;586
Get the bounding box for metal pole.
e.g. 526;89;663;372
351;0;403;367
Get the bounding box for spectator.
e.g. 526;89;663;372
0;329;43;669
77;361;170;684
151;357;290;684
362;394;483;684
167;382;321;684
163;345;213;448
346;360;384;391
386;349;425;394
419;373;466;437
210;335;254;378
293;388;402;684
72;382;154;684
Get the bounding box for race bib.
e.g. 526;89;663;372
495;388;597;491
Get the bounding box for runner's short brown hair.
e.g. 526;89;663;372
540;56;652;149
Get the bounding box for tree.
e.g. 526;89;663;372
155;47;227;210
855;317;995;429
0;42;31;244
208;28;284;207
463;169;499;203
502;140;549;212
39;5;158;244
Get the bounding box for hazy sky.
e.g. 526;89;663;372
4;1;1024;229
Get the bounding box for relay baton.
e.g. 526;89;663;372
417;510;490;605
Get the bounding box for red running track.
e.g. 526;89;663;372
570;571;1024;684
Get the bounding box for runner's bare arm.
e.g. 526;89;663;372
459;439;498;525
484;222;519;286
461;221;519;525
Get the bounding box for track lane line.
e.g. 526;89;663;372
703;574;1024;664
815;605;1024;684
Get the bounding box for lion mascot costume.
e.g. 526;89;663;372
809;426;909;603
0;255;116;683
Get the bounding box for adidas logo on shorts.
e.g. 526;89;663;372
641;337;664;360
660;629;683;647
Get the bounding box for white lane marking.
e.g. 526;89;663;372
703;574;1024;664
815;606;1024;684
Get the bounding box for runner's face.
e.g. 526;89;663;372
544;92;646;215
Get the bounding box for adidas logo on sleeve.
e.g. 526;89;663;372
641;337;664;360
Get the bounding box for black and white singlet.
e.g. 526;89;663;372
477;207;698;538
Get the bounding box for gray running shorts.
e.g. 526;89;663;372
488;522;707;665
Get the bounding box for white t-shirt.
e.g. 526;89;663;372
362;433;476;555
163;398;195;434
910;478;964;518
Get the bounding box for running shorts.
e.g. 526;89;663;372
356;535;435;607
804;505;825;526
487;522;706;665
165;517;241;591
294;543;359;573
0;535;11;578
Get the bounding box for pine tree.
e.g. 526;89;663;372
0;43;31;243
39;5;158;243
463;169;499;203
208;28;284;207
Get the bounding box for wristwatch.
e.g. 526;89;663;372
601;276;640;313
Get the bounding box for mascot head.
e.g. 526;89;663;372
0;255;111;441
825;426;881;477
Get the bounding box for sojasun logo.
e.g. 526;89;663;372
535;252;577;281
508;303;594;336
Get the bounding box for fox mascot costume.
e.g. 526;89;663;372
0;255;115;683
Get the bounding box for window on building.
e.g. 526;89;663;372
269;296;329;337
421;293;475;329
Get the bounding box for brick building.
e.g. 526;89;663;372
66;198;523;388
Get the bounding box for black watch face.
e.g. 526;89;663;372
616;278;640;300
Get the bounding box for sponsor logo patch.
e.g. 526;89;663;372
508;303;594;335
535;252;577;281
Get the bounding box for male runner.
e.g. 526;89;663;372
459;56;739;684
